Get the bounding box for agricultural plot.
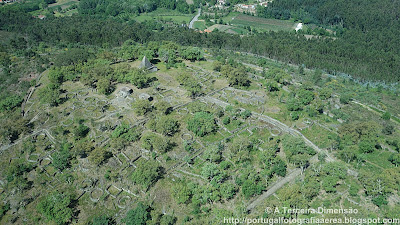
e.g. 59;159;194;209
134;8;195;24
230;14;296;32
193;21;207;30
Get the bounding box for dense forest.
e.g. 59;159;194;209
257;0;400;83
1;0;400;83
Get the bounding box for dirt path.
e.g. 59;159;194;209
202;96;336;162
246;168;302;211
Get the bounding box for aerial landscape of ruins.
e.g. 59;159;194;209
0;0;400;224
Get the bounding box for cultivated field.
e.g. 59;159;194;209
230;14;296;32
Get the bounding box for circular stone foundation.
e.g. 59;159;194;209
177;108;189;115
81;179;93;191
117;196;131;209
85;104;96;111
90;188;104;202
270;128;281;136
181;133;193;143
77;90;89;97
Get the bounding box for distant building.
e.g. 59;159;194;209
38;15;46;19
199;29;212;34
138;56;158;72
235;4;256;13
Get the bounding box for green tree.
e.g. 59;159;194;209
160;215;177;225
265;81;279;92
0;52;10;72
140;132;170;153
155;100;172;115
282;135;315;170
54;48;91;67
36;192;73;225
201;162;222;181
127;70;153;88
171;182;192;204
97;78;113;95
48;68;64;84
91;215;113;225
181;47;203;61
187;112;217;137
382;111;391;120
0;203;10;221
312;69;322;84
132;99;152;116
228;137;253;163
155;116;180;136
220;183;237;200
124;202;151;225
222;116;230;125
358;139;375;153
52;143;71;171
38;83;61;106
89;148;112;166
0;95;23;112
212;60;223;72
228;66;249;86
241;179;264;199
241;110;252;119
388;153;400;166
131;160;163;189
74;123;90;139
297;88;314;105
203;143;223;163
111;123;142;142
340;94;352;104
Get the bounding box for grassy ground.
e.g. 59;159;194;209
207;24;249;34
193;21;206;30
48;0;77;9
134;8;195;24
48;0;78;8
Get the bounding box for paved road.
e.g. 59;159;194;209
189;8;201;29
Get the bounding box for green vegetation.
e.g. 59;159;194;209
36;192;74;225
187;111;217;137
131;160;163;189
230;14;295;32
1;0;400;223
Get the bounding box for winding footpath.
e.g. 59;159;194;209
202;96;335;162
